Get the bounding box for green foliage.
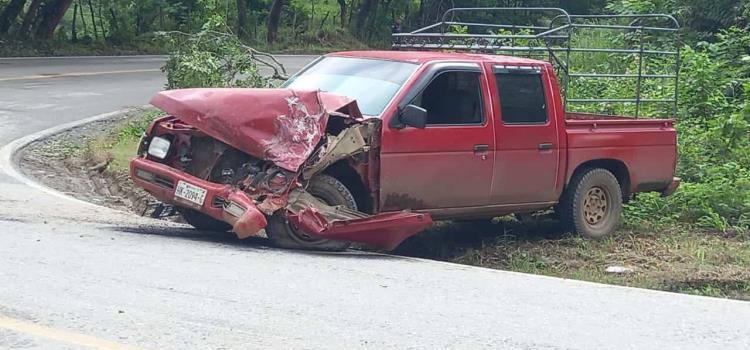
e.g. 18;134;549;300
623;24;750;233
158;20;281;89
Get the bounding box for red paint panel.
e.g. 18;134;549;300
565;119;677;192
379;65;495;210
379;126;495;209
290;209;433;250
489;63;562;204
150;88;361;172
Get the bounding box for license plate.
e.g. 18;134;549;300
174;181;207;206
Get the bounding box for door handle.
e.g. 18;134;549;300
538;142;553;150
473;144;489;153
473;144;489;160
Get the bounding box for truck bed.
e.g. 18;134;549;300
563;112;677;194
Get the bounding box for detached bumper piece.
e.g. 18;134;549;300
285;189;433;250
290;209;432;250
130;158;267;238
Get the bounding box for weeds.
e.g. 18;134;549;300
397;218;750;300
86;109;161;173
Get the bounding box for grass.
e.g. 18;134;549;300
1;27;368;57
248;27;371;54
85;108;161;173
395;217;750;301
0;36;168;57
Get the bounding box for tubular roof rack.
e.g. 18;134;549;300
392;7;681;118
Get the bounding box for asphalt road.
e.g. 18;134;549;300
1;56;749;350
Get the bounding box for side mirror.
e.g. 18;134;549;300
398;104;427;129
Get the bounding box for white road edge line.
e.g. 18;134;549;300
0;107;145;209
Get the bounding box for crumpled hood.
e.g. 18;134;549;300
150;88;362;172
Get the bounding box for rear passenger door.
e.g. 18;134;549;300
380;63;495;210
490;65;561;204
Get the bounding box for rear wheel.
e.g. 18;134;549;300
558;168;622;239
266;174;355;251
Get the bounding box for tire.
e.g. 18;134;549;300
181;208;232;232
266;174;355;251
558;168;622;239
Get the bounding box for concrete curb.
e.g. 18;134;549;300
0;107;142;208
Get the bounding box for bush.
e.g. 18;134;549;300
158;19;287;89
624;25;750;233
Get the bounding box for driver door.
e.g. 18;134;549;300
379;63;495;211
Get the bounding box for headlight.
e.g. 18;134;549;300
147;136;171;159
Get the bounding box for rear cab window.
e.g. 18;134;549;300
494;66;548;124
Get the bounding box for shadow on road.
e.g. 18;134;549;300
105;224;409;261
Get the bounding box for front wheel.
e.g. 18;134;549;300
265;174;355;251
558;168;622;239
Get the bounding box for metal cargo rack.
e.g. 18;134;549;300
392;7;681;118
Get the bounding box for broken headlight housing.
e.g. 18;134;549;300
147;136;171;159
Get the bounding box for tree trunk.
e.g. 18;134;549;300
236;0;247;38
108;7;117;32
97;0;105;37
70;1;77;41
0;0;27;35
87;0;97;39
348;0;355;26
266;0;285;44
134;1;141;34
309;0;314;32
366;0;379;38
319;11;330;31
19;0;42;37
336;0;346;28
35;0;74;39
78;0;87;36
355;0;377;37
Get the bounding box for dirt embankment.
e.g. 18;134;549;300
18;111;155;216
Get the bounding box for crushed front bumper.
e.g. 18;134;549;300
129;157;267;238
130;157;434;250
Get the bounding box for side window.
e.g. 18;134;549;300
412;71;484;125
496;72;548;124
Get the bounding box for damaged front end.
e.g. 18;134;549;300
130;88;432;250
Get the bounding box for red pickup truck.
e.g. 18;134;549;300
130;50;679;251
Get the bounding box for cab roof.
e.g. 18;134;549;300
328;50;549;66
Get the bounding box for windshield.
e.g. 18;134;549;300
283;56;418;116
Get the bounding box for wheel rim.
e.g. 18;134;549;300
287;195;333;244
289;221;326;243
583;186;609;226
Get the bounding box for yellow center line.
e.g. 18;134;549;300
0;315;146;350
0;69;160;82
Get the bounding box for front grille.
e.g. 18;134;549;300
154;175;174;189
212;196;227;208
